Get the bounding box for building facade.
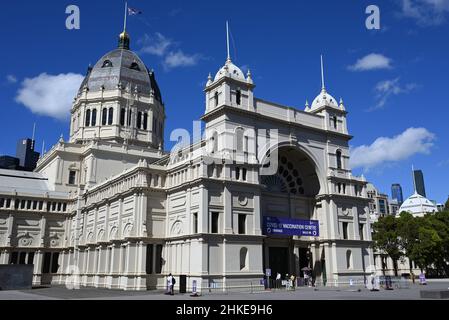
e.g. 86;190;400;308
0;29;374;291
367;183;390;218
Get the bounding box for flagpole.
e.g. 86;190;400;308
321;54;325;90
123;2;128;32
226;21;230;61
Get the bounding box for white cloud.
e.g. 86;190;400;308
139;32;203;70
348;54;392;71
164;51;201;69
6;75;18;84
350;128;435;170
15;73;84;120
370;77;418;110
401;0;449;25
139;33;173;56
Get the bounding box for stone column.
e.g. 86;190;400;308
199;186;209;233
323;242;337;285
33;250;44;286
0;249;9;264
352;205;360;240
253;190;262;235
223;186;233;234
135;241;147;291
327;199;339;240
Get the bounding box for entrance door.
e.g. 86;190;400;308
269;247;289;279
298;248;309;277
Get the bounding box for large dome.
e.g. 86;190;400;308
399;192;437;216
78;48;162;103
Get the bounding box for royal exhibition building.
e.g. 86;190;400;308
0;27;376;292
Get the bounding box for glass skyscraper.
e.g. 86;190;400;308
391;183;404;204
413;170;427;197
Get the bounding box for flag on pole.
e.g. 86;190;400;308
128;7;143;16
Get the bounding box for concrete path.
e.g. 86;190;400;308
0;282;448;300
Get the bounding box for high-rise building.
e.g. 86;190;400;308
391;183;404;204
413;170;426;197
0;156;20;170
15;138;40;171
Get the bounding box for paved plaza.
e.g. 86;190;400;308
0;281;448;300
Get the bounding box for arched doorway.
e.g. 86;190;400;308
260;145;321;282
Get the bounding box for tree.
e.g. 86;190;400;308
373;211;449;278
397;212;420;272
408;225;440;273
426;212;449;276
372;215;404;276
405;212;449;276
445;197;449;212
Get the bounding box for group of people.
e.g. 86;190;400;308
274;271;313;289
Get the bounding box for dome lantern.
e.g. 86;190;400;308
118;31;130;50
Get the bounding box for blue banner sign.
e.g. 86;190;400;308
263;216;319;237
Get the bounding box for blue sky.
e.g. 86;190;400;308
0;0;448;203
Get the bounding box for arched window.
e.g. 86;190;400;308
143;113;148;130
130;62;140;71
235;128;245;153
214;92;219;107
333;116;338;129
102;109;108;126
240;247;248;270
91;109;97;126
137;112;142;129
108;107;114;125
336;150;342;169
346;250;352;269
102;60;113;68
236;89;241;105
85;110;91;127
127;110;132;126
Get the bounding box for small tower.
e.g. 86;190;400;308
307;55;348;135
204;22;255;114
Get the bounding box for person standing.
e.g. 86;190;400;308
276;272;281;289
167;273;176;295
290;274;296;291
304;272;309;287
